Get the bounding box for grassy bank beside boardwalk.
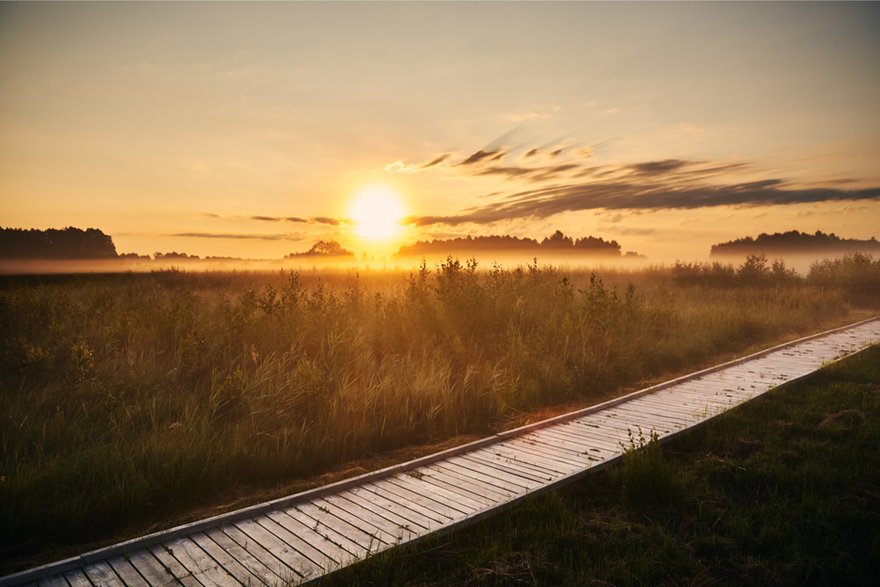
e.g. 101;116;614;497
317;345;880;586
1;254;879;570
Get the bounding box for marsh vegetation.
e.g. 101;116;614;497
1;254;878;569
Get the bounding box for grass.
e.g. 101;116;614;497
0;254;878;572
315;344;880;586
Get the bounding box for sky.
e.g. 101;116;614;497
1;2;879;261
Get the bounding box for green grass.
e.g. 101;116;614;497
0;255;878;571
315;345;880;586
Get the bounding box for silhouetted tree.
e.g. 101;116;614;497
0;227;117;259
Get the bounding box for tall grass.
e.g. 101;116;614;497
0;256;876;564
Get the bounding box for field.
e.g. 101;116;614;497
1;254;879;572
315;343;880;586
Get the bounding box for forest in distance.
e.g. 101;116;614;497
3;226;880;267
1;252;879;572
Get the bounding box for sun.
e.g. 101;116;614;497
349;185;406;241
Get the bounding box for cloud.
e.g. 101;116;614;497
250;215;308;223
312;216;342;226
385;153;452;173
172;232;304;241
407;177;880;226
423;153;451;168
628;159;691;175
524;148;539;158
459;149;504;166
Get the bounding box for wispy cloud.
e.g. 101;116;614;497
172;232;305;241
312;216;342;226
384;152;453;173
459;148;505;166
250;215;308;223
407;177;880;227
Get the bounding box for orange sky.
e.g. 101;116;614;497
1;2;878;261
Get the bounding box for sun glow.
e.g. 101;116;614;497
349;186;407;241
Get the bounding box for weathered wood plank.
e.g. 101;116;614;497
421;463;517;501
149;544;202;587
201;528;283;587
62;572;91;587
334;489;431;533
342;487;437;531
162;537;239;587
483;444;581;476
225;519;313;582
409;469;500;508
122;552;179;587
458;452;554;484
317;494;412;543
188;532;267;587
106;557;149;587
82;561;118;587
386;473;488;513
37;578;70;587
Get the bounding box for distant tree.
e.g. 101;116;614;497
711;230;880;256
540;230;574;249
154;251;201;260
0;227;118;259
285;240;354;258
395;232;624;257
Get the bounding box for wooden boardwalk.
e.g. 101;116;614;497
3;318;879;587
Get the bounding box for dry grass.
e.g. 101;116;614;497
0;255;877;569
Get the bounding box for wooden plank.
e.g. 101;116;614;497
499;437;595;468
421;463;517;501
519;432;611;461
485;443;583;475
82;561;118;587
467;446;569;479
343;486;438;531
106;557;149;587
220;519;305;580
503;435;593;464
188;532;268;587
363;478;466;521
37;578;70;587
609;401;705;423
161;538;239;587
624;397;726;419
458;452;554;484
603;406;700;428
386;473;488;513
146;547;201;587
527;429;620;459
257;512;342;571
202;528;285;587
318;494;415;542
120;552;178;587
406;469;499;508
428;461;525;497
483;444;581;476
280;506;368;558
249;519;330;581
355;483;451;526
62;571;92;587
537;425;624;453
446;455;540;490
295;501;388;552
335;489;432;533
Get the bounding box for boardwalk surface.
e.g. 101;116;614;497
3;318;879;587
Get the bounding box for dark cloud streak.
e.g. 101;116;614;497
407;180;880;227
172;232;304;241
